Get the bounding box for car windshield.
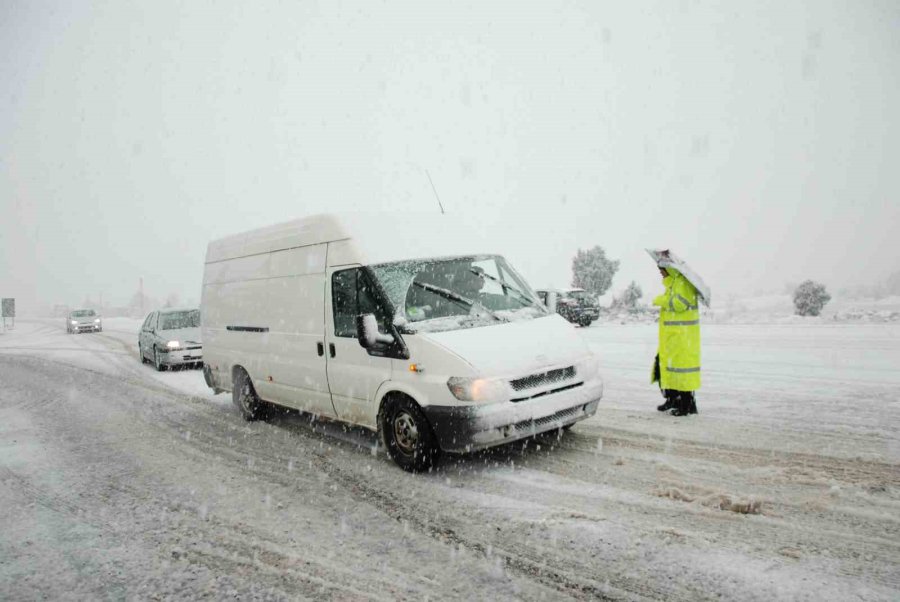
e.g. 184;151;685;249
159;310;200;330
71;310;96;318
371;255;548;333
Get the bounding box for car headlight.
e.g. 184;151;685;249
447;377;510;403
94;318;101;323
70;320;77;325
576;355;602;381
166;340;181;350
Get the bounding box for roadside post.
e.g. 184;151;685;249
2;298;15;332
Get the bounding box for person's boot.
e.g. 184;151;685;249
671;392;696;417
657;391;677;412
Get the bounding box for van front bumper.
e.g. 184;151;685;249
421;379;602;453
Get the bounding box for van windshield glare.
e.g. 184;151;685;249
371;255;548;333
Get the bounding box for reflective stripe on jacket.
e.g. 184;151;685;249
650;268;701;391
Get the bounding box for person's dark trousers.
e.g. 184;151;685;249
655;355;678;411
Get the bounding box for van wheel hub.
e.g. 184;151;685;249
393;412;419;454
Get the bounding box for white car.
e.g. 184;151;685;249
138;308;203;371
67;309;102;333
201;213;603;472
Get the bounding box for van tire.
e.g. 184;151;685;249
233;368;268;421
379;395;440;473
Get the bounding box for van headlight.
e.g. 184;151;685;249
166;340;182;350
447;377;510;403
576;355;601;381
94;318;101;323
70;320;77;325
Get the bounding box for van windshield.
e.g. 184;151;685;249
71;310;96;318
371;255;548;333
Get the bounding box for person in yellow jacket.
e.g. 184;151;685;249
651;265;700;416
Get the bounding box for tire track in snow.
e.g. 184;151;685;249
2;355;560;601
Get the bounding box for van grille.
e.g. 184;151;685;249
510;382;583;403
510;366;576;391
513;405;583;433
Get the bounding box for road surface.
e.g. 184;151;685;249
1;318;898;600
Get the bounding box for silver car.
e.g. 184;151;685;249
67;309;102;333
138;308;203;371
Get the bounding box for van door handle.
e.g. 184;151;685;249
316;342;324;356
329;343;336;358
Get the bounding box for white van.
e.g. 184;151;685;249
201;213;602;471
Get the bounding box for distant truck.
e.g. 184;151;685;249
536;288;601;327
201;213;603;472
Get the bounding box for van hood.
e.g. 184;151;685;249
421;314;589;377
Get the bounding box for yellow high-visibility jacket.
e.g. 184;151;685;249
651;267;701;391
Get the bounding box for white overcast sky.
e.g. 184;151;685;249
2;0;898;310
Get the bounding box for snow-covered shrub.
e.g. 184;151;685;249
612;281;642;309
793;280;831;316
571;246;619;297
886;270;900;296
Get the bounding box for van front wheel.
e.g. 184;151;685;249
380;396;440;473
233;369;268;421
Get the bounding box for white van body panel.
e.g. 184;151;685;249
202;239;336;417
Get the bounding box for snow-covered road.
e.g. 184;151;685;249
1;319;898;600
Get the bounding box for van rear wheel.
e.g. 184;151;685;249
233;369;268;421
380;396;439;473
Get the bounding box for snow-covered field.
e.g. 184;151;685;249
1;318;898;600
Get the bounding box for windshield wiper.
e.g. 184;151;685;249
471;269;534;309
411;281;503;321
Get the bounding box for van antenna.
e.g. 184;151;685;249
425;169;446;215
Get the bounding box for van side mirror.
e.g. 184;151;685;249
546;292;558;314
356;314;394;349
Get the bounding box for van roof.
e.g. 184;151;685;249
205;212;497;266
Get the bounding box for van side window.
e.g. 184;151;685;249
332;269;389;338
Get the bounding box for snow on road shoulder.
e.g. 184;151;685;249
578;321;900;463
